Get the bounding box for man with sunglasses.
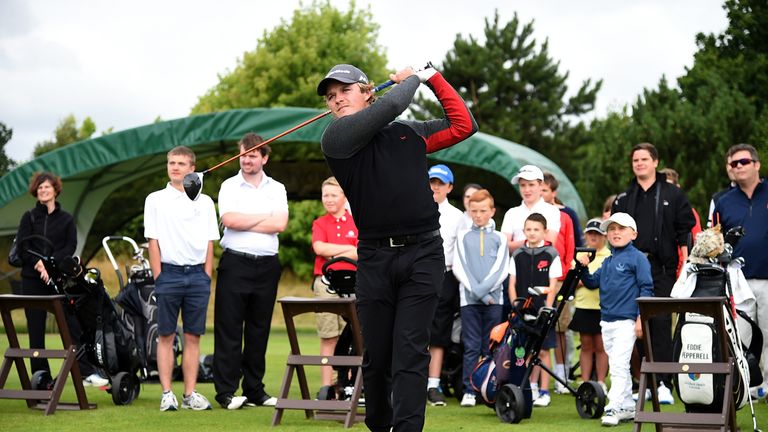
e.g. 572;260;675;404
713;143;767;400
612;142;695;404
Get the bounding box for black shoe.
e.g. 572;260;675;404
427;387;447;406
244;393;277;407
217;393;247;410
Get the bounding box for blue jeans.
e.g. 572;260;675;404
461;304;503;393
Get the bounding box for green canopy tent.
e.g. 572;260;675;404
0;107;586;258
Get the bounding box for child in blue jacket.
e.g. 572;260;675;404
578;212;653;427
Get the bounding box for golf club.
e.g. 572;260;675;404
183;75;407;201
182;62;434;201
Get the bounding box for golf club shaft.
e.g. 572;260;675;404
202;79;398;175
203;110;331;174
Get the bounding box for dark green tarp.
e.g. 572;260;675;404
0;107;586;255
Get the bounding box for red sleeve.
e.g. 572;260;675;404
422;72;478;153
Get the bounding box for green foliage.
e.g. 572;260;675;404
279;200;325;280
192;0;388;113
578;0;766;216
33;114;98;157
414;11;602;176
0;121;15;176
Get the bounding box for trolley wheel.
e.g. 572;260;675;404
317;385;336;400
31;370;53;390
495;384;525;424
576;381;606;419
111;371;140;405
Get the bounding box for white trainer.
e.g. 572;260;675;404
160;391;178;411
533;393;551;407
657;382;674;405
460;393;476;407
83;373;109;387
601;408;635;426
182;391;212;410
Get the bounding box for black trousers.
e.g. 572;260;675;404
21;277;97;377
213;252;281;401
647;258;677;386
356;236;443;432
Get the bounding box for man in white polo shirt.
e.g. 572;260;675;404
213;133;289;410
144;146;220;411
501;165;561;252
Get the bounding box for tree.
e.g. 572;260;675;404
576;0;766;216
34;114;97;157
192;0;388;113
413;11;602;175
0;122;15;176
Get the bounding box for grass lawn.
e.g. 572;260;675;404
0;328;766;432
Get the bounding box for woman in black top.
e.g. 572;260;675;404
15;172;105;386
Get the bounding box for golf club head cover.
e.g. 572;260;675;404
416;66;437;83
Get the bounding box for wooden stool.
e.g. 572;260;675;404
0;294;95;415
634;297;736;432
272;296;364;428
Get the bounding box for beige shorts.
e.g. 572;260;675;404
555;281;574;331
312;276;346;339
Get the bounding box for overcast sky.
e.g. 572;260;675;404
0;0;728;163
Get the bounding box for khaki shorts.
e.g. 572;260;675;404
312;276;346;339
555;281;574;331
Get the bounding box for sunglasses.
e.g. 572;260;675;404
728;158;757;168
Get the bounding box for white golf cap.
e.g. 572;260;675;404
511;165;544;184
600;212;637;232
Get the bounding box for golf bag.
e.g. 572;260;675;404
470;310;533;417
316;257;362;402
56;256;144;405
671;227;763;413
107;236;183;380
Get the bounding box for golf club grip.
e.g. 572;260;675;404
373;80;395;92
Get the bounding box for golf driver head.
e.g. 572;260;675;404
183;172;203;201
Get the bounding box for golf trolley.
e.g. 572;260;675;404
104;236;183;381
21;235;143;405
489;247;606;423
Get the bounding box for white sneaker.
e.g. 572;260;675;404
182;391;212;410
657;382;674;405
598;382;608;395
83;373;109;387
533;392;551;407
460;393;476;407
632;389;651;402
601;408;635;426
160;391;178;411
554;381;569;394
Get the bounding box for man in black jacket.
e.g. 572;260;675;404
317;64;477;432
612;142;695;404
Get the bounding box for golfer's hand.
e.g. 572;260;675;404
389;67;415;84
577;255;590;266
415;66;437;83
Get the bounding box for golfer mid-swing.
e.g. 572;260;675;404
317;64;477;432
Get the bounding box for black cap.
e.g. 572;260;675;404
316;64;369;96
584;218;605;235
